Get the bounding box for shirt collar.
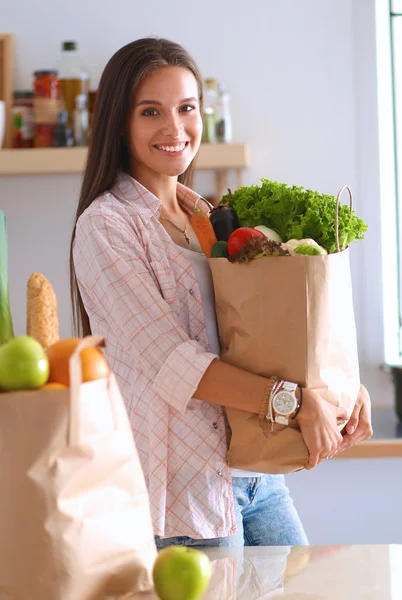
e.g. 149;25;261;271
111;171;210;223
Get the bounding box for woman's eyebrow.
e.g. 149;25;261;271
135;96;198;107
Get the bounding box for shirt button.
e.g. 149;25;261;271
189;288;194;295
216;469;223;477
213;422;218;429
195;335;200;342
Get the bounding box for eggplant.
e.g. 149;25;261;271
209;190;240;242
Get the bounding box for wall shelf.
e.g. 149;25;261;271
0;143;249;199
0;143;249;174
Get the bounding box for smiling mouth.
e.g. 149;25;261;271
153;142;189;153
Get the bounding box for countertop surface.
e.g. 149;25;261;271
127;543;402;600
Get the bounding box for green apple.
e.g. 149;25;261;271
0;335;49;391
153;546;211;600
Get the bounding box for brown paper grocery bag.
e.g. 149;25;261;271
208;186;360;474
0;336;157;600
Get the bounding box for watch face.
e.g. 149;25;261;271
273;391;297;416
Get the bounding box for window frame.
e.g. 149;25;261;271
376;0;401;365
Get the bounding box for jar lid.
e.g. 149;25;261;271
204;78;219;89
33;70;58;77
13;90;34;99
62;41;77;51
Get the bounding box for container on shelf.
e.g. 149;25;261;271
35;124;56;148
12;91;35;148
57;41;90;126
53;111;74;147
215;88;232;144
33;70;61;147
73;93;89;146
203;78;219;144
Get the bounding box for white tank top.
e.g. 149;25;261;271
180;246;263;478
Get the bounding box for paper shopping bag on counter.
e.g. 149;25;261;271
0;336;157;600
208;186;360;474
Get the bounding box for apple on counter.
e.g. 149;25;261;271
153;546;212;600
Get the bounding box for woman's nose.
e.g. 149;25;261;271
160;113;184;138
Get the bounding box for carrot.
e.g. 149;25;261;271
191;207;218;257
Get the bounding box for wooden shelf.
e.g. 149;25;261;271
335;439;402;460
0;143;249;176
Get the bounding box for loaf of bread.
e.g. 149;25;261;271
26;273;59;349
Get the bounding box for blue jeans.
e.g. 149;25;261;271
155;474;308;548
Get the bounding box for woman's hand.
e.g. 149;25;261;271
338;384;373;453
294;389;349;470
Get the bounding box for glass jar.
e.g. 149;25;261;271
215;89;233;144
33;70;61;147
12;91;35;148
203;78;219;144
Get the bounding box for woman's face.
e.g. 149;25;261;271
127;65;203;180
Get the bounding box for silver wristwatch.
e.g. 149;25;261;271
272;381;299;425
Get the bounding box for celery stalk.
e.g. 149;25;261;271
0;210;14;344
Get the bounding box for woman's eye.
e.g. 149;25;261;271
142;108;159;116
180;104;196;113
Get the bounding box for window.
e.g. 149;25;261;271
376;0;402;365
391;1;402;363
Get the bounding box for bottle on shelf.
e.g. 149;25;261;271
202;78;219;144
33;70;62;147
53;111;74;147
12;91;35;148
73;94;89;146
57;41;89;127
215;87;232;144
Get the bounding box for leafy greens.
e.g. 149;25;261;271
221;179;368;254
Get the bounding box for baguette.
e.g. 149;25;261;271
27;273;59;349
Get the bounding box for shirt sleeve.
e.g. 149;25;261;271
73;208;217;414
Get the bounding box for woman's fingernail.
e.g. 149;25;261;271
347;425;355;434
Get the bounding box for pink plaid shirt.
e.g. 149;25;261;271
73;172;236;539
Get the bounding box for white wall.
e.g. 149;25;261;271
0;0;393;397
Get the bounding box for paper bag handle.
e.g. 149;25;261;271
68;335;110;445
335;184;353;253
195;195;215;213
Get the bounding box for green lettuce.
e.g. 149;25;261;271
221;179;368;254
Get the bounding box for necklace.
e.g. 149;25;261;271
160;214;191;244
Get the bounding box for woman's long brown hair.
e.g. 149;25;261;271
69;38;204;336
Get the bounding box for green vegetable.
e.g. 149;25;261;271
228;237;290;264
0;210;14;345
210;240;229;258
294;243;327;256
221;179;368;253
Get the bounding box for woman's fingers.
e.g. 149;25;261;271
302;424;343;470
303;431;340;469
336;406;349;422
297;390;351;470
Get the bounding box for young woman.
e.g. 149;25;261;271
70;38;372;548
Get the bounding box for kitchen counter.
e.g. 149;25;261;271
127;543;401;599
336;406;402;459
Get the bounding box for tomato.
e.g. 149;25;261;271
227;227;266;255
